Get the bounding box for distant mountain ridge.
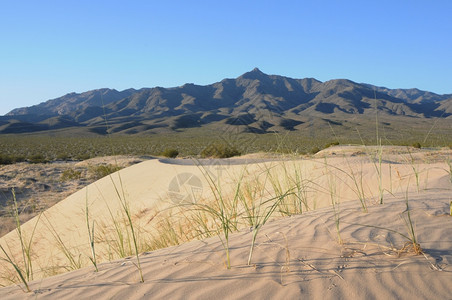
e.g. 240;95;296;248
2;68;452;135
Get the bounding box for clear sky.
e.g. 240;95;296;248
1;0;451;116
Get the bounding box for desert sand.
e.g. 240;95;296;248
0;146;451;299
0;156;149;236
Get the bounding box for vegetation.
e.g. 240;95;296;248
1;143;447;290
28;154;49;164
0;189;41;292
110;174;144;282
0;155;25;165
60;169;83;181
85;192;98;272
1;127;449;165
200;143;241;158
1;123;451;290
412;142;421;149
88;164;122;180
325;141;340;148
309;146;320;155
160;148;179;158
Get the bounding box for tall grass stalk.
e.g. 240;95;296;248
148;215;181;250
292;164;311;213
406;148;421;192
101;92;144;282
326;163;342;244
279;162;311;214
400;189;422;254
265;162;306;216
349;189;422;255
110;174;144;282
317;158;368;212
239;167;294;265
245;192;292;265
85;188;98;272
188;164;244;269
375;140;384;204
0;189;40;292
344;160;367;212
268;164;290;216
373;90;384;204
43;214;82;271
103;203;131;258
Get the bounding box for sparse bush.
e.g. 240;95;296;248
89;164;122;180
60;169;83;181
0;155;13;165
28;154;49;164
0;155;25;164
161;148;179;158
56;152;70;161
412;142;421;149
200;143;241;158
12;155;26;163
325;141;340;148
310;146;321;154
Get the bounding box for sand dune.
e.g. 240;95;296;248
1;146;451;299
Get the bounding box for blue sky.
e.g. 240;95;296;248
1;0;451;115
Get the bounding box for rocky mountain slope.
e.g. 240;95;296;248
2;68;451;135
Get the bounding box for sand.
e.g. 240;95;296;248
0;155;148;236
0;146;451;299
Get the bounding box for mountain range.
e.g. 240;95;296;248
2;68;452;136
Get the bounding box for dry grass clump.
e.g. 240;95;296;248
0;189;41;292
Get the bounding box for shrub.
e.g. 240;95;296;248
412;142;421;149
0;155;13;165
12;155;26;163
325;141;340;148
56;152;71;161
200;143;241;158
310;146;321;154
28;154;49;164
89;164;122;180
60;169;83;181
161;148;179;158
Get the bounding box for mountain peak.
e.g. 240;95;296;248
239;67;267;80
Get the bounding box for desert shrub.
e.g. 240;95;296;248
0;155;13;165
28;154;49;164
56;152;71;161
161;148;179;158
412;142;421;149
60;169;83;181
12;155;26;163
275;147;295;154
325;141;340;148
200;143;241;158
310;146;321;154
89;164;122;180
